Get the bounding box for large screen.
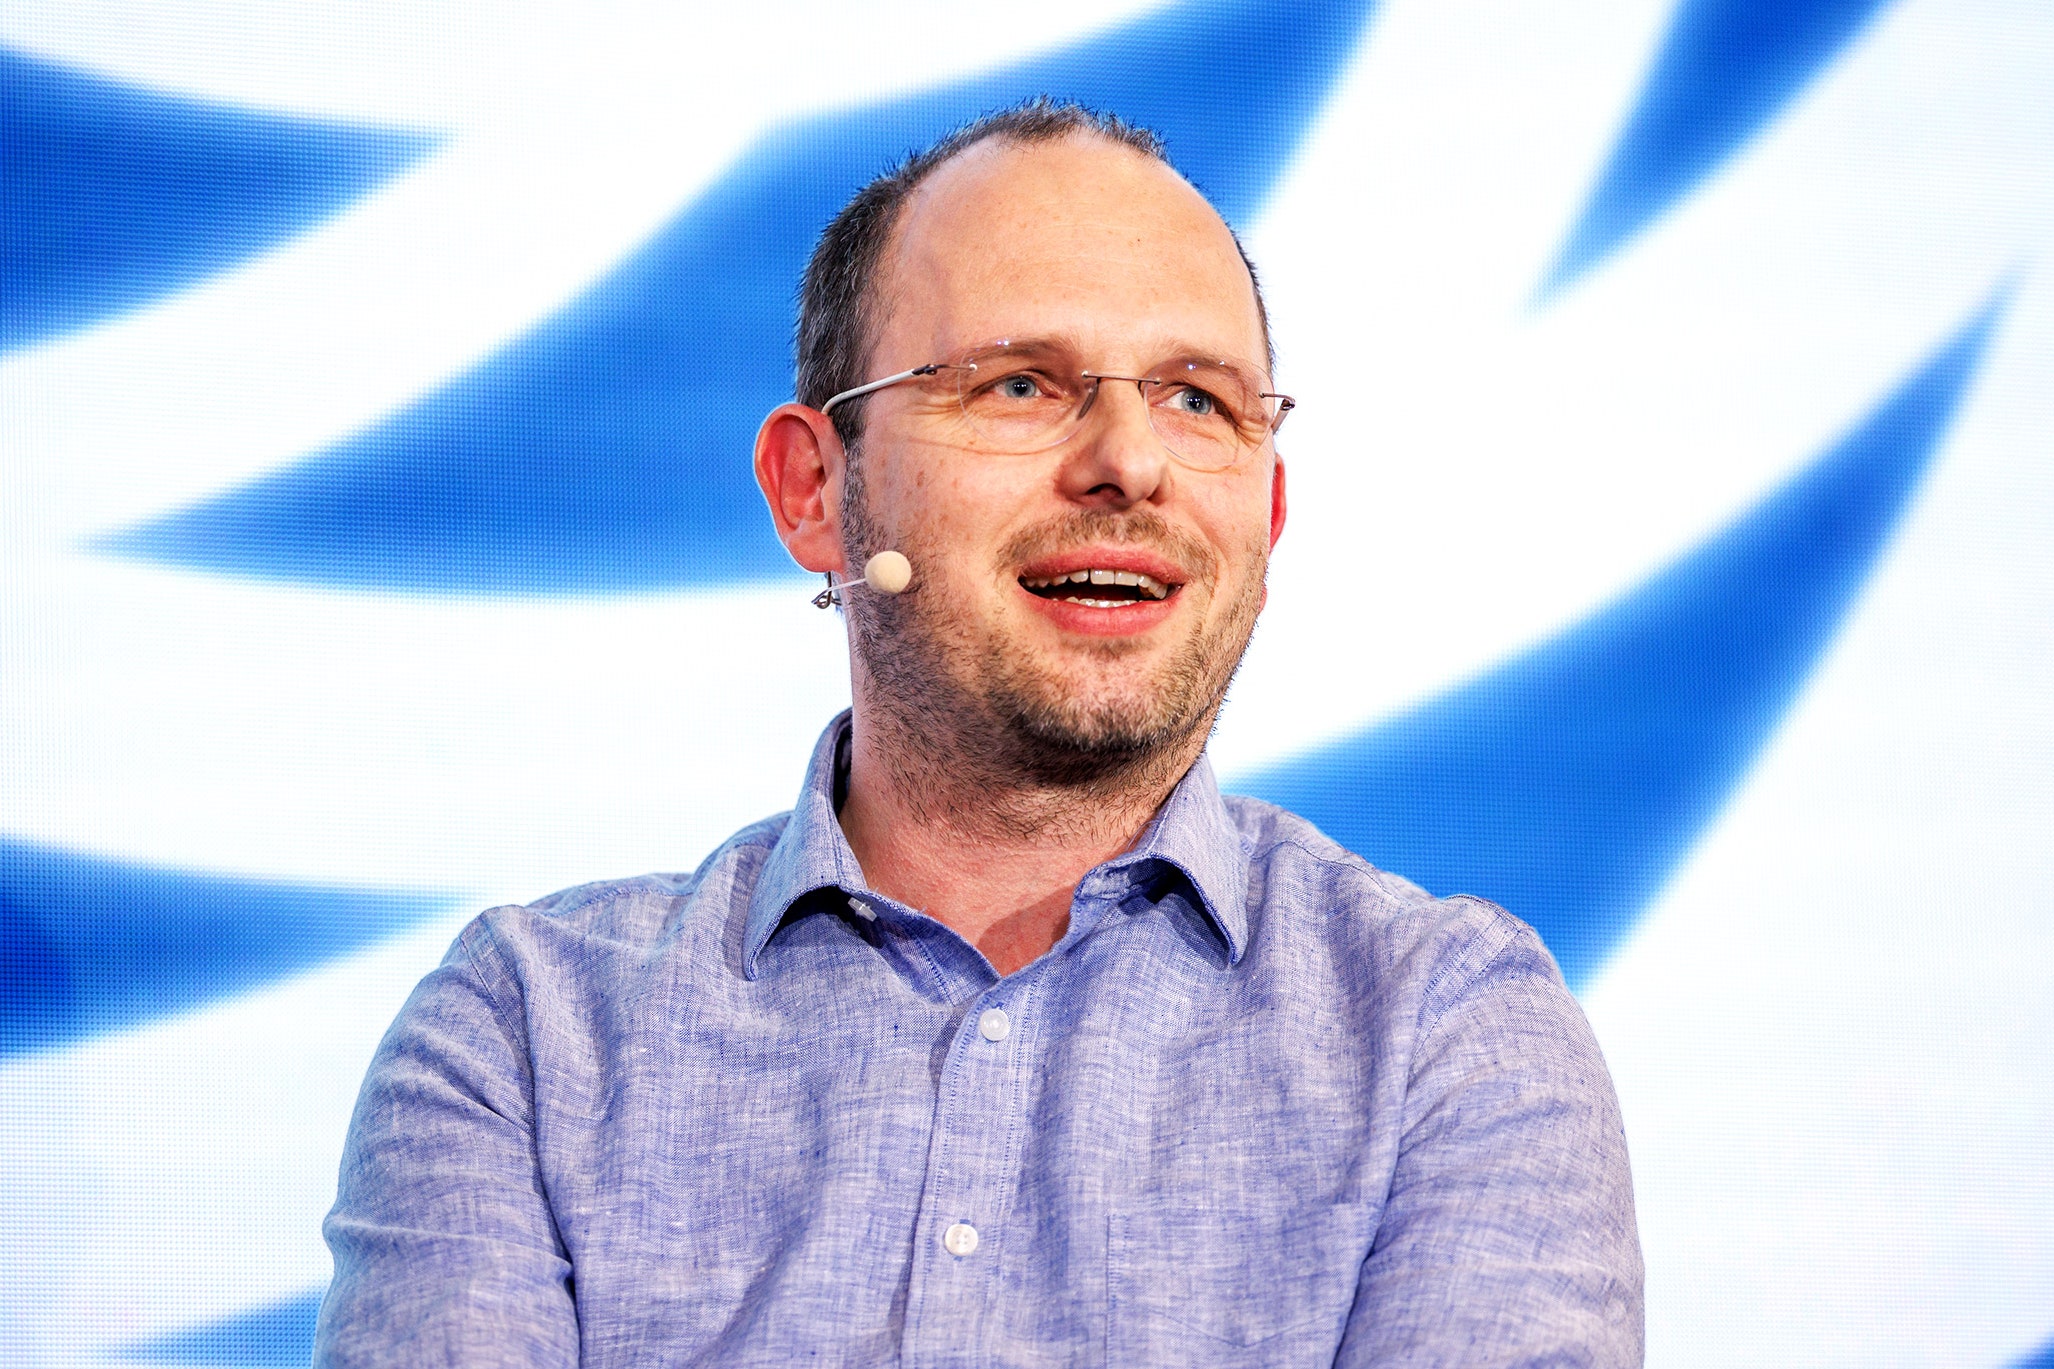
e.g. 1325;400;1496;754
3;1;2051;1363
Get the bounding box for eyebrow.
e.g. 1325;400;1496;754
958;336;1072;363
959;336;1267;375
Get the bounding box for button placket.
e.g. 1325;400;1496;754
901;980;1041;1368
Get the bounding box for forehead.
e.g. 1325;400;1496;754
873;134;1267;370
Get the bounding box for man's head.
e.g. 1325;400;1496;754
756;100;1287;796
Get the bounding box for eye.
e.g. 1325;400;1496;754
1166;385;1220;417
996;373;1042;401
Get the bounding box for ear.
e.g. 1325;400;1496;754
754;403;849;575
1268;452;1288;550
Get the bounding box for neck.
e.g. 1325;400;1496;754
835;697;1206;977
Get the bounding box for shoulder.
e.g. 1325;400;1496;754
456;812;791;995
1220;792;1562;1033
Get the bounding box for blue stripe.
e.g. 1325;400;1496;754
121;1289;321;1366
0;45;436;353
2012;1334;2054;1369
1538;0;1894;298
0;837;457;1057
1235;292;2002;987
99;0;1376;597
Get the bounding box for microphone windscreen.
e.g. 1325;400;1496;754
864;550;913;595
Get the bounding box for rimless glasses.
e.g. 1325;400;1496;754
821;339;1294;473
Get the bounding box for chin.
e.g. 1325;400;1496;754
990;661;1215;775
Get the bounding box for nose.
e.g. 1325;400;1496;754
1056;378;1170;508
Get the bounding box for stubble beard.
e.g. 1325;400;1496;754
841;452;1268;821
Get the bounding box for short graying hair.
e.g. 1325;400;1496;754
794;97;1272;446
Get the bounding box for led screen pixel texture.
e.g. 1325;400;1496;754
3;1;2052;1364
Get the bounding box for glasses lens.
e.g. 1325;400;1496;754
1141;359;1279;471
951;344;1085;455
946;344;1280;468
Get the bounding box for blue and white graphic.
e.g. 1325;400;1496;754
2;0;2051;1363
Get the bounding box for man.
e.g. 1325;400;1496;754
318;101;1642;1366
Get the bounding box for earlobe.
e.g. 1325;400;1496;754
754;403;848;575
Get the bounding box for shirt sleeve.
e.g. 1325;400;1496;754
315;920;579;1367
1335;906;1645;1368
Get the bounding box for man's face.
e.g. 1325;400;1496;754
843;134;1284;778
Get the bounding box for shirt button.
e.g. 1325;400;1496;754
977;1008;1011;1042
943;1222;980;1257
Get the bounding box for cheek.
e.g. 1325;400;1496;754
922;461;1028;548
870;453;949;534
876;456;1009;590
1200;479;1279;575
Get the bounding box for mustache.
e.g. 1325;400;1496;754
993;509;1216;585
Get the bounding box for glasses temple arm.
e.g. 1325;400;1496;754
820;363;949;415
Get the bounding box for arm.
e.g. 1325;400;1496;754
1337;910;1644;1367
316;921;579;1367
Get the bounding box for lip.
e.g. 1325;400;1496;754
1015;546;1192;586
1013;544;1192;638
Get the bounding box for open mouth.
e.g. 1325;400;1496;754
1020;568;1176;608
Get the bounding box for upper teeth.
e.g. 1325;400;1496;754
1022;569;1171;599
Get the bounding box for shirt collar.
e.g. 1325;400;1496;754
1108;749;1251;964
743;714;864;979
743;712;1251;978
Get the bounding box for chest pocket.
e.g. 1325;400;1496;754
1107;1203;1358;1366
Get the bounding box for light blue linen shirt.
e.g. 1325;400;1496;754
319;713;1642;1366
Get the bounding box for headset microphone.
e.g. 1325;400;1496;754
812;550;914;609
